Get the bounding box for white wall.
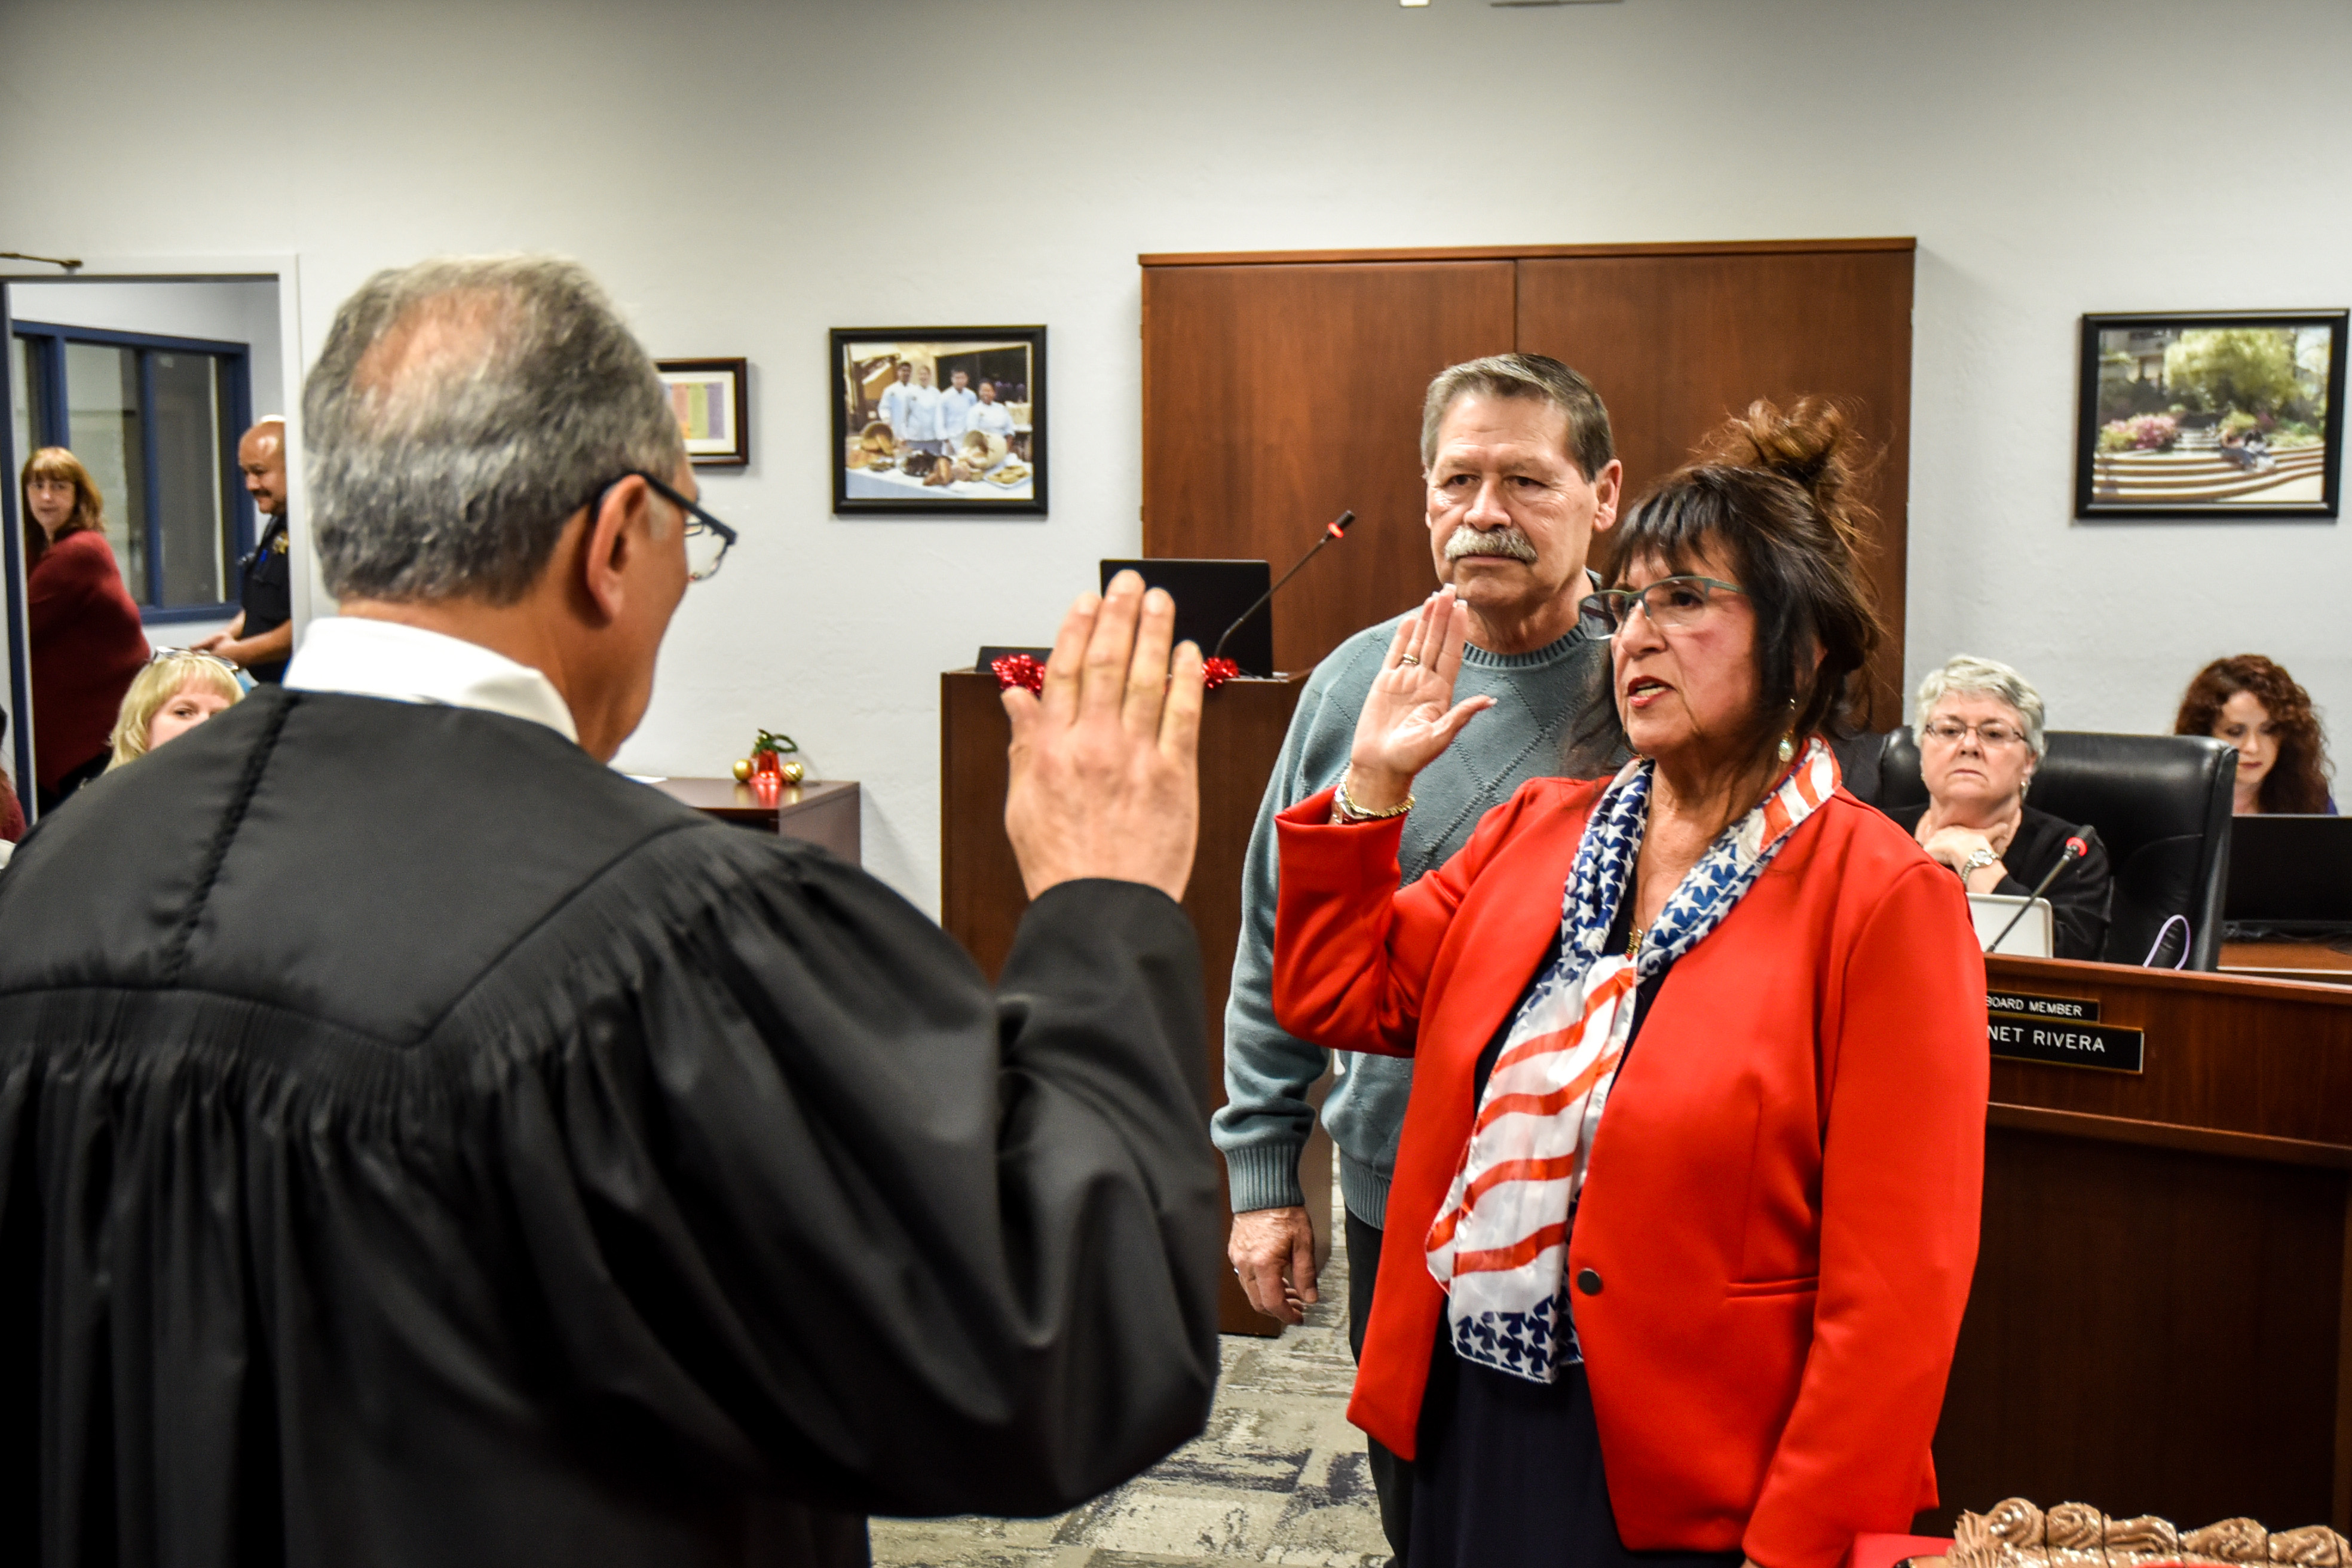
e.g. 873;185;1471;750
10;280;285;422
7;0;2347;909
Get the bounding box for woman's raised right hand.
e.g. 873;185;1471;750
1344;587;1495;810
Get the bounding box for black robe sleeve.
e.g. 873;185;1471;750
479;840;1223;1521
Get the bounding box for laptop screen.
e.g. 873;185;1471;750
2225;814;2352;932
1099;559;1274;677
1970;893;2053;958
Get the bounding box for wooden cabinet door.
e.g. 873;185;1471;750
1142;262;1515;674
1517;249;1913;725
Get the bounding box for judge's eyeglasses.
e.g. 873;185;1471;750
588;470;738;582
1581;575;1747;636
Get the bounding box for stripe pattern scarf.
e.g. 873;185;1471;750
1424;737;1840;1384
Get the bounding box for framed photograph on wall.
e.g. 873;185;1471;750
831;327;1045;515
2075;311;2345;520
657;358;751;468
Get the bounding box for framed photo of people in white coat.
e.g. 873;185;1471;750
831;327;1046;516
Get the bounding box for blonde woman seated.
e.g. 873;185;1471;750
1895;655;2112;960
106;650;246;771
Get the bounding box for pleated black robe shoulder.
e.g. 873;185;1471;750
0;688;1221;1568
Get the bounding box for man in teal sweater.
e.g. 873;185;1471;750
1212;353;1631;1560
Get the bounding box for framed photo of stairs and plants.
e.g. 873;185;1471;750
2077;310;2345;520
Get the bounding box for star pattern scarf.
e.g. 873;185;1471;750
1423;737;1840;1384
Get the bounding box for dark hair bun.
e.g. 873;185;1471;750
1690;397;1876;555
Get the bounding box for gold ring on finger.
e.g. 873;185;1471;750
1398;654;1421;666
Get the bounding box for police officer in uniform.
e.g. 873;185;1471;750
195;416;295;682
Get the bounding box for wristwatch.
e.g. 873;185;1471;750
1959;847;2002;881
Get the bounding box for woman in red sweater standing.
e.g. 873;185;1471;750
1273;402;1986;1568
22;448;149;811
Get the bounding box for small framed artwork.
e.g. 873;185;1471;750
831;326;1045;515
2075;311;2345;520
657;358;751;468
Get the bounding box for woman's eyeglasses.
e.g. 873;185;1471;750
1921;719;2025;749
1581;575;1748;636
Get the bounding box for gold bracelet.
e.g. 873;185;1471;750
1333;770;1414;823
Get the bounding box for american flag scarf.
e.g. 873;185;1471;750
1424;737;1840;1384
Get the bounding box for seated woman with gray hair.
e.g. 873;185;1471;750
1894;654;2114;960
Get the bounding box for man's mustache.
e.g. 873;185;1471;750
1444;525;1538;564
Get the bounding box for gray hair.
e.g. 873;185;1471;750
1419;353;1614;481
304;255;684;605
1916;654;2048;760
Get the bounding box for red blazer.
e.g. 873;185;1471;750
28;529;148;788
1273;778;1986;1568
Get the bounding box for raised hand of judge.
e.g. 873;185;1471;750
1344;586;1495;811
1004;570;1204;903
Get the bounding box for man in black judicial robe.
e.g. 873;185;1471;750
0;256;1221;1568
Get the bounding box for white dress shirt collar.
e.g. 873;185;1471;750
284;617;579;745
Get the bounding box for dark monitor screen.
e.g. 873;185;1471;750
2224;814;2352;931
1098;559;1273;676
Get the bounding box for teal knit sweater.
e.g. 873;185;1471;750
1211;609;1625;1229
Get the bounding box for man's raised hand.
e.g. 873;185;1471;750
1344;586;1494;810
1003;570;1203;903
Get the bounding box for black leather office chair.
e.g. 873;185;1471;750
1869;728;2237;970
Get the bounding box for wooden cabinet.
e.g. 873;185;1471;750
1515;247;1913;724
1141;239;1914;724
1140;261;1515;676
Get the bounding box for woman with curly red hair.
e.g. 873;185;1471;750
2175;656;2336;815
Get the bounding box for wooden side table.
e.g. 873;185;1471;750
652;777;861;866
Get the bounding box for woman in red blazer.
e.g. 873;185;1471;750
1273;402;1986;1568
22;448;149;810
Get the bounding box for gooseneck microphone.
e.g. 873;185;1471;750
1984;832;2088;956
1212;510;1355;665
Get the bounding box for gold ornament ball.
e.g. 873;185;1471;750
780;758;807;784
731;758;752;782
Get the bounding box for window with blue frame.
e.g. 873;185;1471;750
9;321;255;622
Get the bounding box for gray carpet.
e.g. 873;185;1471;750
871;1200;1392;1567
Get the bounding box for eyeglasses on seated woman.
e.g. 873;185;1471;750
2174;654;2338;817
1891;654;2114;961
1268;398;1986;1568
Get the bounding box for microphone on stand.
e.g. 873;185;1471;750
1212;510;1355;667
1984;832;2088;955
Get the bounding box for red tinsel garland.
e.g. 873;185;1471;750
992;653;1245;694
990;654;1045;693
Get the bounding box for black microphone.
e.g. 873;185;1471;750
1984;831;2088;956
1212;510;1355;666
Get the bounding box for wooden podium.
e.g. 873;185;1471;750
1931;954;2352;1531
939;669;1324;1336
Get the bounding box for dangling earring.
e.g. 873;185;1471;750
1776;696;1797;764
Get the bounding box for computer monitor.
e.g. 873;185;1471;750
1099;559;1273;677
2225;814;2352;934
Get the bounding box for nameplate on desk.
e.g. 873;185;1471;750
1987;1013;2143;1074
1987;990;2101;1022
